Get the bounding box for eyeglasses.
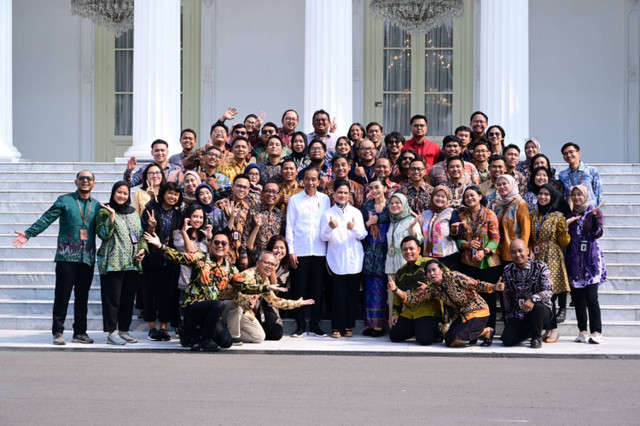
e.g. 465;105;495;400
487;132;501;137
77;176;93;182
313;118;328;123
212;240;228;247
412;124;426;128
359;147;374;152
474;149;489;153
212;130;226;136
284;117;298;122
260;260;278;268
234;184;250;190
205;152;220;158
409;167;425;172
309;147;324;152
147;171;162;176
401;157;414;162
263;189;279;195
388;139;402;145
234;130;247;136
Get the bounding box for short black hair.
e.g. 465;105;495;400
267;135;283;147
211;122;228;135
366;121;383;132
488;154;506;165
262;121;278;132
455;125;472;135
470;111;488;123
504;143;521;154
233;173;251;184
330;153;350;167
410;114;428;125
400;235;421;249
561;142;580;154
312;109;330;122
158;181;183;207
151;139;168;149
181;128;197;140
302;167;320;179
231;136;249;147
308;138;326;152
442;135;461;148
384;131;405;146
333;179;351;192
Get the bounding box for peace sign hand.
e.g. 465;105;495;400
146;210;157;228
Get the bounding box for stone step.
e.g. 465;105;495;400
0;246;58;258
0;299;104;316
0;314;145;331
563;305;640;321
600;193;640;203
601;251;640;264
602;263;640;276
603;203;640;214
599;239;640;251
0;163;124;172
600;173;640;183
598;290;640;305
600;277;639;291
0;181;118;191
602;226;640;238
0;271;99;286
0;285;102;300
0;190;113;202
0;259;60;272
589;164;640;173
0;234;59;246
0;171;123;181
604;214;640;226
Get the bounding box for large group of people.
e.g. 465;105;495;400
13;107;607;351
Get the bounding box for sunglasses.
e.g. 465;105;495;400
212;240;228;247
77;176;93;182
234;130;247;136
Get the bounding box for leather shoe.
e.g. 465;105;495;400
480;328;495;347
556;308;566;324
530;337;542;349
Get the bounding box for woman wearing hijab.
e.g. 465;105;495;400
290;131;311;171
493;174;531;263
530;184;572;342
320;180;367;338
385;193;423;279
523;167;572;213
182;170;202;206
516;137;541;181
566;185;606;344
195;183;228;234
96;182;148;345
419;185;459;270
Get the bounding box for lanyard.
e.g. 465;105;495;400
569;170;584;187
76;199;93;229
535;211;551;242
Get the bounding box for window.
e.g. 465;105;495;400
364;0;473;140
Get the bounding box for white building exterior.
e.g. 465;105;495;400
2;0;639;164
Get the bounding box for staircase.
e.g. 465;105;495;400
0;162;639;336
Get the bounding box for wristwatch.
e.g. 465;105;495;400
531;295;540;303
483;248;490;255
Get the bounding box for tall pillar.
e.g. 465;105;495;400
304;0;353;139
0;0;21;161
125;0;181;160
477;0;529;149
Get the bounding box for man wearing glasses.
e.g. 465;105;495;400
218;137;250;182
198;145;230;191
13;170;101;346
124;139;184;187
558;142;603;207
427;135;480;187
402;114;441;170
349;139;377;185
307;109;338;151
243;182;286;265
398;158;434;215
297;139;333;188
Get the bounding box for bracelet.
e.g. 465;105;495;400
392;287;399;293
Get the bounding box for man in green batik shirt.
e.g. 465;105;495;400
13;170;100;346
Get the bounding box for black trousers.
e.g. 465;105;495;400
100;271;138;332
291;256;326;328
142;265;175;323
183;300;229;345
258;303;284;341
457;263;502;329
571;284;602;333
52;261;94;335
501;303;553;346
331;273;360;332
389;315;440;345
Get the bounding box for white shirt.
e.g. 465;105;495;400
307;131;339;152
286;190;331;257
320;204;367;275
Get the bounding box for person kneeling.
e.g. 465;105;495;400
498;239;554;349
390;258;498;347
235;252;314;343
388;237;442;345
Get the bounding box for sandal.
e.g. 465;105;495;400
546;329;560;343
344;328;353;337
541;329;551;341
331;330;341;338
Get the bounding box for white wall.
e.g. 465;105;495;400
212;0;306;131
13;0;83;161
529;0;626;163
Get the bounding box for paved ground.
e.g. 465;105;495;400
1;330;639;358
1;350;639;425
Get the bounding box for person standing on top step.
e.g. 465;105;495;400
13;170;101;346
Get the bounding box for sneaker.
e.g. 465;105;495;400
575;330;588;343
118;331;138;344
158;329;172;341
291;326;306;338
588;332;603;344
308;325;327;337
53;332;66;345
232;337;243;346
72;333;94;344
147;328;162;341
107;333;126;345
199;338;221;352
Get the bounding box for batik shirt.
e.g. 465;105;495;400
242;204;286;264
427;160;480;187
398;182;434;215
235;267;302;320
501;259;553;320
559;162;603;207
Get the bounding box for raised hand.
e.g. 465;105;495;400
494;277;505;292
100;203;116;221
257;111;267;129
592;202;606;213
354;165;365;177
12;231;28;248
254;215;263;228
146;210;157;228
297;298;315;306
221;106;238;122
565;216;580;227
328;216;339;229
146;178;156;196
330;117;337;133
126;156;137;171
267;284;288;293
347;216;355;230
203;224;213;240
143;232;161;248
366;212;378;227
182;217;192;233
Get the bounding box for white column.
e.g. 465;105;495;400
0;0;21;161
125;0;181;160
304;0;353;138
477;0;529;149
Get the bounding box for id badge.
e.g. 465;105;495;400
233;231;240;241
130;233;138;244
533;245;540;255
580;240;588;252
260;309;266;323
471;249;476;258
79;228;88;241
518;299;525;308
388;246;395;257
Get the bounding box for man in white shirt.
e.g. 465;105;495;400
286;167;331;337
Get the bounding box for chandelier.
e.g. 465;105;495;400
71;0;134;35
370;0;464;33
